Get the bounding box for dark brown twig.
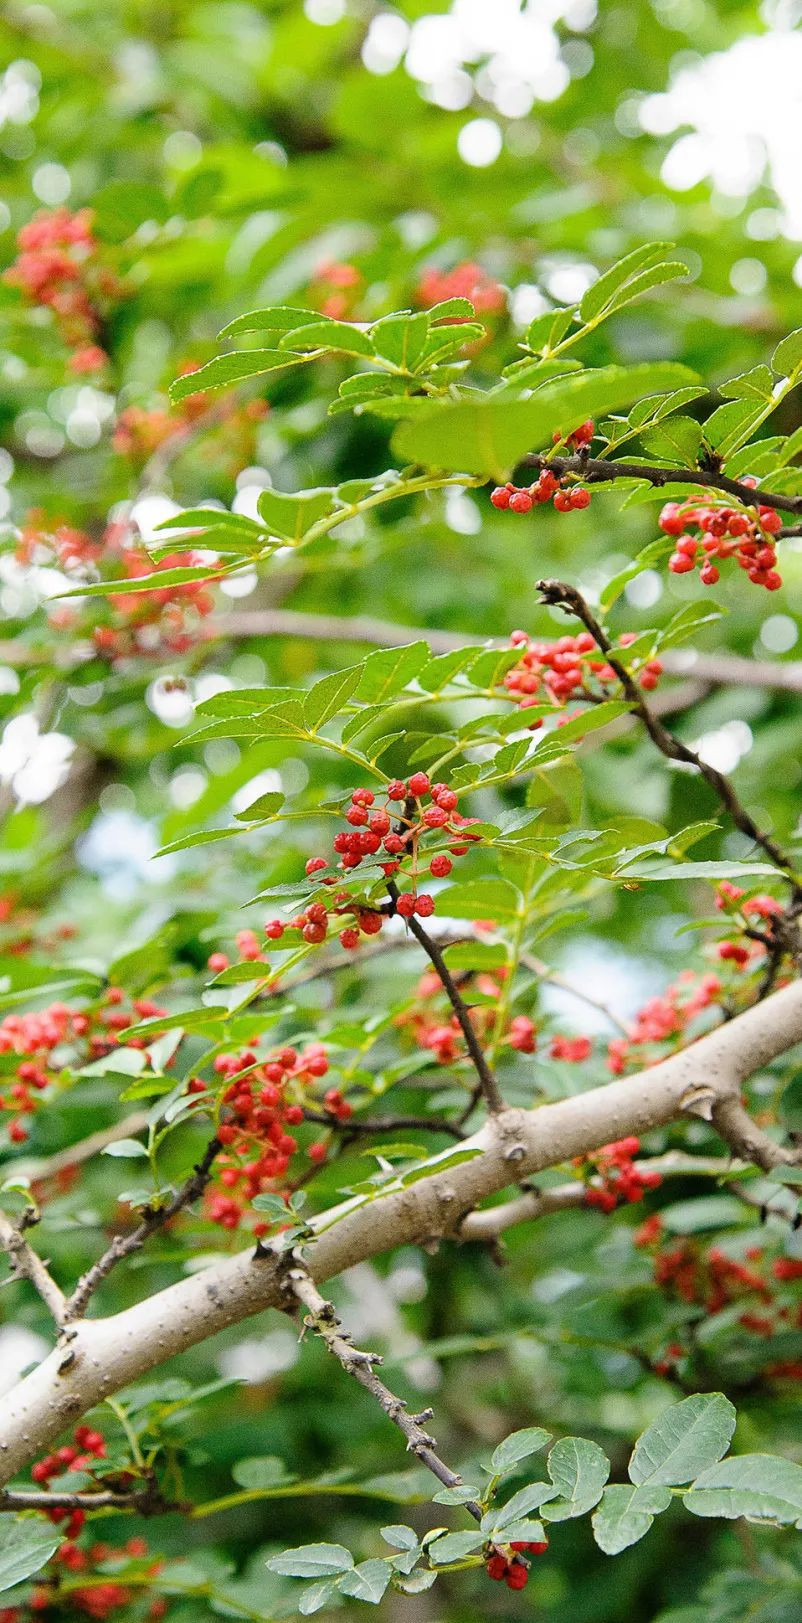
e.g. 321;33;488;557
386;883;505;1114
62;1137;221;1321
302;1109;466;1141
536;579;801;898
521;452;802;519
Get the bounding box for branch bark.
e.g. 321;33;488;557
0;1211;66;1325
520;451;802;519
1;975;801;1485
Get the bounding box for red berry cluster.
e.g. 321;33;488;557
309;259;364;320
579;1137;661;1213
195;1043;330;1230
112;374;267;472
485;1535;548;1588
491;469;590;515
660;492;783;591
634;1222;802;1370
0;990;166;1146
503;627;662;721
416;260;505;318
259;776;481;953
30;1426;106;1541
3;208;123;374
606;967;725;1075
17;515;218;663
2;1513;165;1622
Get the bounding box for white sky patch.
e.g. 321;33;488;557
639;31;802;234
0;713;74;805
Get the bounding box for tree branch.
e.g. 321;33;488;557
61;1136;221;1322
387;883;505;1114
0;1210;65;1325
302;1109;467;1142
284;1265;483;1521
521;452;802;519
536;578;801;896
2;977;802;1483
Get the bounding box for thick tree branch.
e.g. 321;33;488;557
61;1136;221;1322
537;578;801;895
2;977;802;1484
520;452;802;518
285;1266;483;1520
0;1210;66;1325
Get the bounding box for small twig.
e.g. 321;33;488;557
710;1094;801;1173
285;1266;484;1523
536;579;801;897
62;1137;221;1322
0;1484;173;1515
0;1210;66;1325
302;1109;466;1142
386;883;505;1114
521;452;802;519
520;951;630;1036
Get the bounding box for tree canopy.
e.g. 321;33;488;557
0;3;801;1621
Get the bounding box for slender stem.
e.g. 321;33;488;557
302;1109;467;1141
62;1136;221;1321
521;452;802;518
285;1266;484;1523
536;578;802;896
387;883;505;1113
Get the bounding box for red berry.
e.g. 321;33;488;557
490;486;511;509
208;953;229;973
506;1563;529;1590
308;1142;327;1163
700;563;719;586
387;779;406;800
430;854;452;877
408;772;430;797
485;1555;508;1581
302;921;326;944
509;491;533;514
396;893;417;918
339;928;360;950
668;552;695;574
570;486;590;509
265;920;284;940
305;856;327;876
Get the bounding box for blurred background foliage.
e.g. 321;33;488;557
1;1;801;1620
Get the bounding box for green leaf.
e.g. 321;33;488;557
101;1138;149;1159
428;1530;483;1564
490;1426;551;1473
616;858;779;883
438;878;521;923
266;1544;354;1578
256;487;335;542
640;416;703;463
542;1437;610;1520
339;1559;393;1603
233;1457;291;1489
657;600;724;651
234;791;285;822
298;1579;338;1615
683;1454;802;1526
629;1394;736;1487
218;306;322;339
592;1484;672;1555
600;537;673;610
355;642;430;703
371;312;430;371
279;321;374;357
579;243;678;322
771;327;802;378
169;350;312;401
719;364;775;400
59;565;225;599
304;667;362;730
486;1485;556;1532
0;1517;61;1594
380;1526;419;1550
392;364;700;479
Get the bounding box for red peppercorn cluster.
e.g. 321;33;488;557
659;492;783;591
2;1513;165;1622
502;628;662;721
260;776;481;953
579;1137;661;1213
195;1043;329;1231
634;1222;802;1364
485;1534;548;1588
112;381;267;472
491;470;591;515
416;261;505;318
309;259;364;320
606;967;724;1075
30;1426;106;1541
0;990;166;1146
16;514;218;663
3;208;123;373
